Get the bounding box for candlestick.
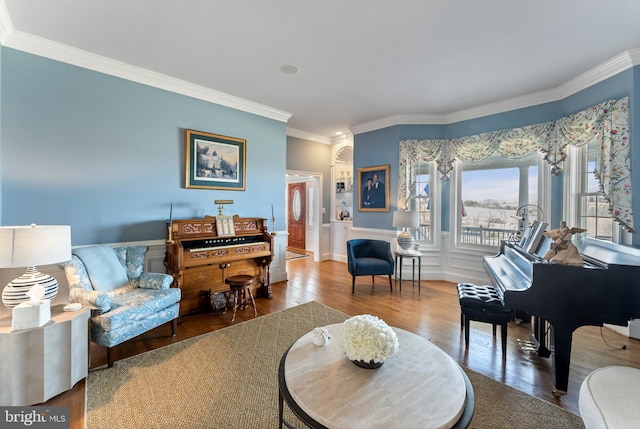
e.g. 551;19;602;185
167;202;174;243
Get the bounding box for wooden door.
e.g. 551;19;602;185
288;182;306;250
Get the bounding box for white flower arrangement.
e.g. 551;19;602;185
337;314;399;364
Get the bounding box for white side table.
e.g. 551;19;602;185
0;304;89;406
394;250;422;292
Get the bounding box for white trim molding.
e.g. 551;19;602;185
287;128;332;145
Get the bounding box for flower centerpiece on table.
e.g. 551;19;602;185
337;314;399;369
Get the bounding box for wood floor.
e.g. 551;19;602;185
56;257;640;428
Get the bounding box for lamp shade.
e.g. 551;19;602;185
392;211;419;229
0;225;71;268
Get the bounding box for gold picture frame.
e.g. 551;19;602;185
358;165;390;212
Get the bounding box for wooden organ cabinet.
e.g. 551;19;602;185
165;215;274;315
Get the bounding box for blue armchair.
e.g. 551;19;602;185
346;239;395;294
60;245;181;367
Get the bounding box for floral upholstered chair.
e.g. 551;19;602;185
60;245;181;367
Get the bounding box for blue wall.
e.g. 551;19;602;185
286;136;332;224
354;67;638;244
0;48;287;245
1;47;636;246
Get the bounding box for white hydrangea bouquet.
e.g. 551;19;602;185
337;314;399;368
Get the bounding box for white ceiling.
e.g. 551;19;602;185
3;0;640;142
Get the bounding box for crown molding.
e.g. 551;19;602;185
1;29;292;123
286;127;332;144
349;113;448;135
0;0;13;45
557;49;636;98
351;49;639;135
629;47;640;65
446;88;562;124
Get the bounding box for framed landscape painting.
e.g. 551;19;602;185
358;165;390;212
185;129;246;190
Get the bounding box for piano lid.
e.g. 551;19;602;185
574;236;640;268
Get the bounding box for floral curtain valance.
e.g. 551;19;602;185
399;97;633;232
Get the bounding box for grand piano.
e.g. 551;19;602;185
165;215;274;316
484;235;640;397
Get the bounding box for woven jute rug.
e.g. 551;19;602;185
87;301;584;428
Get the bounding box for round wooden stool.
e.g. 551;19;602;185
225;274;258;323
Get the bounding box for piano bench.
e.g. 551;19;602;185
456;283;512;358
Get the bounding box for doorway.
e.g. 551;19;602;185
286;171;323;262
287;182;306;250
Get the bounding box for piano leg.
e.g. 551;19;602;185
534;317;551;358
551;327;573;398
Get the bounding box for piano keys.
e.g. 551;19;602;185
165;215;274;316
484;236;640;397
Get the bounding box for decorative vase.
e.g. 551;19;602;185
351;359;383;369
312;327;331;346
396;232;415;251
1;267;58;308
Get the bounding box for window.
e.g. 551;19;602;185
579;140;613;240
456;151;541;248
404;161;437;246
566;142;629;243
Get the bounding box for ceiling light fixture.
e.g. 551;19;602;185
280;64;300;75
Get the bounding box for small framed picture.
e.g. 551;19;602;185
358;165;390;212
185;129;246;190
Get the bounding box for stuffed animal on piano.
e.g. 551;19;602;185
543;221;586;265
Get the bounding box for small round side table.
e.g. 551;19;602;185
394;250;422;292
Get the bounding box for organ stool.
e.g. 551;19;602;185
225;274;258;323
456;283;512;358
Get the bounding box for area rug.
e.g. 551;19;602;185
87;301;584;428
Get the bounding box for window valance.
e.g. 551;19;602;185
399;97;633;232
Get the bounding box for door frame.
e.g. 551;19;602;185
286;170;323;262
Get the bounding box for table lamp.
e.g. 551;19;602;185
392;211;419;251
0;224;71;308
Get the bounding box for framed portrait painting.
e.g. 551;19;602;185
185;129;246;190
358;165;390;212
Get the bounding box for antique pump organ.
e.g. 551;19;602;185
165;215;274;315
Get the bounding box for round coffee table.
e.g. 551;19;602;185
278;323;474;428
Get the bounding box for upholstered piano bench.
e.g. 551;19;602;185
579;366;640;429
456;283;512;358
